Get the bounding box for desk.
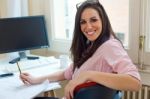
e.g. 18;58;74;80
0;57;63;99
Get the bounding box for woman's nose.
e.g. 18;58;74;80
86;22;92;29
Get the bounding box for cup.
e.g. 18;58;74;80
59;55;69;69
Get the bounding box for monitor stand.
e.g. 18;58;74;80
9;51;39;64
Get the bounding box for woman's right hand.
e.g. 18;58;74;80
20;73;43;85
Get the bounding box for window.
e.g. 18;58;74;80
0;0;28;18
99;0;129;47
52;0;84;40
50;0;85;52
99;0;140;64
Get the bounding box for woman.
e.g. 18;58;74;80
20;0;141;99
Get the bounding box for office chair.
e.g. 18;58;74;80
74;82;121;99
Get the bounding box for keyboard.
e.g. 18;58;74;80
5;56;60;72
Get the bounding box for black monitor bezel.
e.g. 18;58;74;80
0;15;49;54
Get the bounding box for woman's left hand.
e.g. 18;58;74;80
64;71;89;99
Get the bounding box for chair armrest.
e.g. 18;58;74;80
74;82;97;93
74;82;117;99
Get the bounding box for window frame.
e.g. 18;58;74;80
142;0;150;66
125;0;140;63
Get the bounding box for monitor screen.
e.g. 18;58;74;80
0;15;49;54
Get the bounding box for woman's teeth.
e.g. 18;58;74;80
87;31;95;35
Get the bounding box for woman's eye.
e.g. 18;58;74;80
80;20;86;25
90;18;98;22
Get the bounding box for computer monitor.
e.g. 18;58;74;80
0;15;49;63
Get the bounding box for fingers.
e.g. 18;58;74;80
65;88;73;99
23;80;31;85
61;97;66;99
20;72;29;76
19;72;31;85
20;73;27;80
70;89;74;99
21;78;30;85
64;86;70;99
64;82;75;99
65;91;71;99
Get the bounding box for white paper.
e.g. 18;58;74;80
0;76;49;99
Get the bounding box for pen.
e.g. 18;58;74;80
17;62;22;74
16;62;26;84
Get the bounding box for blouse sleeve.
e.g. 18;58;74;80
103;39;141;81
64;63;74;80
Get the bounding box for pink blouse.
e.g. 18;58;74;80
64;38;141;81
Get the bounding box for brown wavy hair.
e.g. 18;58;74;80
70;0;118;72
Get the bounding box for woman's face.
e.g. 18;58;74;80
80;8;102;41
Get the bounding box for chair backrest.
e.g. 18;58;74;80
74;82;118;99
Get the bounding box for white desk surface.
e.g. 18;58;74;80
0;60;63;99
